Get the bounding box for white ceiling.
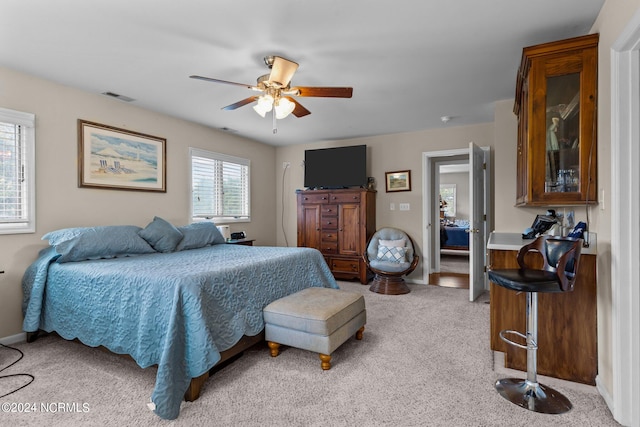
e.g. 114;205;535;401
1;0;604;147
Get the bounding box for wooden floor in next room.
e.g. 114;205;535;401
431;253;469;289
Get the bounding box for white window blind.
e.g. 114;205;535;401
190;147;250;222
0;107;35;234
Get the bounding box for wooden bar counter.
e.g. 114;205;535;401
488;232;597;385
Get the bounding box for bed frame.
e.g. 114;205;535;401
27;329;265;402
184;331;265;401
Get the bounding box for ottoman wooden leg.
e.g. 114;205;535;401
319;353;332;370
356;326;365;340
268;341;280;357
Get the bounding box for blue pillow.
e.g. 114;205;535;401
42;225;156;263
138;216;184;253
175;222;226;251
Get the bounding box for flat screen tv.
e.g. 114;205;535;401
304;145;367;189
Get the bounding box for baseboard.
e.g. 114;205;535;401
595;375;615;418
0;332;27;345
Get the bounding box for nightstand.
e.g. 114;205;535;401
226;238;255;246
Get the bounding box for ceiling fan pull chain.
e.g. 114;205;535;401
273;109;278;134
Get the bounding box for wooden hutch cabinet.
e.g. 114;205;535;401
514;33;598;206
296;188;376;284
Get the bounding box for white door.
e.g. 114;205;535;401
468;142;486;301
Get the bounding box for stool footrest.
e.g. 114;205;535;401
499;329;538;351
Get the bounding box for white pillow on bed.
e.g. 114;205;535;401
175;222;226;251
42;225;156;263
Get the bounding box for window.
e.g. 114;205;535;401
190;147;250;223
0;107;35;234
439;183;456;218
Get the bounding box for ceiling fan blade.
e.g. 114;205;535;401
285;97;311;118
222;96;259;111
293;86;353;98
269;56;299;87
190;75;256;90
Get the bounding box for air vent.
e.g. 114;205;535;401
101;91;135;102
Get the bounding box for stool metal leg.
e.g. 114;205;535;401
495;292;572;414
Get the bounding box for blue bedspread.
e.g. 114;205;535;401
442;225;470;249
22;244;338;419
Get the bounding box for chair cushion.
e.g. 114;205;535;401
263;287;365;336
369;259;411;272
367;228;414;263
488;269;570;293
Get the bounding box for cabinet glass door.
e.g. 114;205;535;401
545;73;580;194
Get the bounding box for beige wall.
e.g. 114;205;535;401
0;66;277;338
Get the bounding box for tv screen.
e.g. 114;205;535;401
304;145;367;189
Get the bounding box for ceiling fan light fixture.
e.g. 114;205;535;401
274;97;295;119
253;94;274;117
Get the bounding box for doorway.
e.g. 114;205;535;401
422;144;491;301
434;161;470;289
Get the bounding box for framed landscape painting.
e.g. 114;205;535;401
385;170;411;192
78;120;166;192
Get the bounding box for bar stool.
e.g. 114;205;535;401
488;235;582;414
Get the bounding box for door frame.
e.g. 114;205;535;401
610;10;640;426
422;146;492;294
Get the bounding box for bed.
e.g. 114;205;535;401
440;220;470;251
22;220;338;420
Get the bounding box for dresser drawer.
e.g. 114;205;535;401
321;231;338;242
330;258;360;273
329;193;361;203
299;193;330;204
321;218;338;229
321;242;338;254
321;205;338;216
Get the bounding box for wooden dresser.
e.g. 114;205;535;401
296;188;376;284
488;232;597;385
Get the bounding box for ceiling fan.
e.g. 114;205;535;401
190;55;353;133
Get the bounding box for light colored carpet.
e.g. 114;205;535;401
0;281;618;426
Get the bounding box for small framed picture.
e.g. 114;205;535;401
385;170;411;192
78;120;166;192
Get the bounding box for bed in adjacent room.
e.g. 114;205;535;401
22;220;338;420
440;219;470;251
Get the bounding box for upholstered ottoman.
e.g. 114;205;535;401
264;287;366;370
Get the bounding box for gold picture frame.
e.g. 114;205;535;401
78;120;166;192
385;170;411;192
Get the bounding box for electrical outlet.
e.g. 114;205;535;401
282;161;290;169
399;203;410;211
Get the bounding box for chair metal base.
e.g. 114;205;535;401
495;378;572;414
